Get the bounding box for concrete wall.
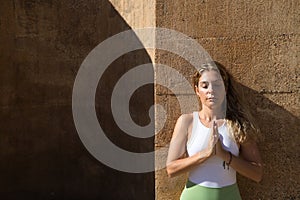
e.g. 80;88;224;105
0;0;154;199
1;0;299;200
109;0;155;59
155;0;299;200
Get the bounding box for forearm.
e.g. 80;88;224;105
166;149;211;178
224;152;263;182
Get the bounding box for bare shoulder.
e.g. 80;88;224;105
177;113;193;126
240;138;258;148
172;113;193;135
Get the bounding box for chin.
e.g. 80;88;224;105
207;102;222;109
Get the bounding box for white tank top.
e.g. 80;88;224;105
186;112;239;188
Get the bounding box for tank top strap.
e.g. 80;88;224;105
192;112;199;129
187;112;199;150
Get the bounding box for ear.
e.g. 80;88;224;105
195;85;200;96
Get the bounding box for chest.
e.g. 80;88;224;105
187;123;239;156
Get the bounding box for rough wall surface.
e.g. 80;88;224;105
109;0;156;59
109;0;155;28
155;0;299;200
0;0;154;199
1;0;299;199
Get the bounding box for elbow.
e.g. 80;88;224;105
256;171;263;183
254;173;263;183
166;167;173;178
166;166;176;178
254;167;263;183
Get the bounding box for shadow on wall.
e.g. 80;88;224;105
233;81;300;200
0;0;154;199
155;52;299;200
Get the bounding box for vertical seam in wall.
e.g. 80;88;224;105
154;1;159;199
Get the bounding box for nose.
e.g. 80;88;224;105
208;84;214;93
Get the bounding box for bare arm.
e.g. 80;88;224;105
216;139;263;182
166;115;218;178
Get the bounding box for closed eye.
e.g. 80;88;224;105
200;82;208;89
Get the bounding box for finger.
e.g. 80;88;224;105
213;134;218;142
214;120;218;130
213;121;218;137
213;145;216;155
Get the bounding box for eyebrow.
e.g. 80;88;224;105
199;79;222;83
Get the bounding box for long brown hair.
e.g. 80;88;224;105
193;61;260;144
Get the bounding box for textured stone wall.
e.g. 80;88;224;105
0;0;154;199
1;0;299;200
109;0;155;59
155;0;299;200
109;0;155;28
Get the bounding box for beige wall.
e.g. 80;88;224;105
109;0;156;59
1;0;299;199
109;0;155;28
155;0;299;200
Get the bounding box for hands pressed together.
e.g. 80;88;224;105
207;120;230;163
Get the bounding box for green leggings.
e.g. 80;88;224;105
180;180;242;200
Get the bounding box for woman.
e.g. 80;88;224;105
166;61;263;200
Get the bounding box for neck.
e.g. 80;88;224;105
200;105;225;121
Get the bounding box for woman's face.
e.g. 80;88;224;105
195;70;226;109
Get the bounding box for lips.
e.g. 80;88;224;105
207;96;216;101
